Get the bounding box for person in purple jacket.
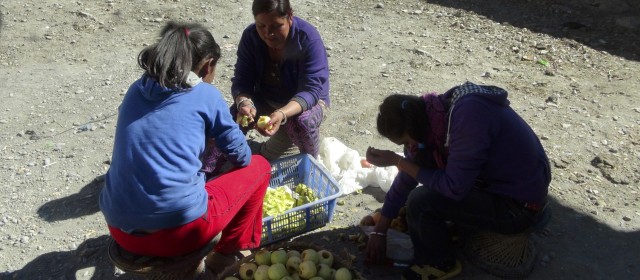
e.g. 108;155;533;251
228;0;329;161
364;82;551;279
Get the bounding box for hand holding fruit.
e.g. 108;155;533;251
365;146;403;167
236;114;254;128
256;116;274;130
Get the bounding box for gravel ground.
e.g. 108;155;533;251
1;0;639;279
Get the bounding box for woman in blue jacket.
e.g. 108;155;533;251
365;82;551;280
99;21;271;269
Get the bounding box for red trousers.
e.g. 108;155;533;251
108;155;271;257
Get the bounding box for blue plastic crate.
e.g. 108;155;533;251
261;153;343;245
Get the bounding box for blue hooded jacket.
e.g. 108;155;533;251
99;75;251;231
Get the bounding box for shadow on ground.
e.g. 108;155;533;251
5;186;639;279
293;194;640;279
426;0;640;61
37;176;104;222
0;235;120;280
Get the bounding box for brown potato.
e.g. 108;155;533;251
371;211;382;225
390;217;408;232
359;215;375;226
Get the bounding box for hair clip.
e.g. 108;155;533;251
184;27;190;37
401;100;408;109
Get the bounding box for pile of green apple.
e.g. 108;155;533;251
263;186;296;217
263;184;319;218
223;248;353;280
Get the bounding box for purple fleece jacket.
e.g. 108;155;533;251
381;82;551;219
231;16;330;109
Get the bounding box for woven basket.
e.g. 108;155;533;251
218;241;363;279
107;236;219;280
464;231;536;279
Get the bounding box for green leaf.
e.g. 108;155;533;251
537;59;550;67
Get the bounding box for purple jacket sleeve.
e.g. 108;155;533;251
380;170;417;219
294;28;330;108
231;27;258;99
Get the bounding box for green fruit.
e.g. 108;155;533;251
224;277;241;280
270;249;288;265
255;249;272;266
301;249;320;264
254;265;270;280
239;262;258;280
257;116;273;130
286;256;302;274
267;263;288;280
317;250;334;267
316;263;332;280
299;260;317;279
334;267;352;280
287;250;301;259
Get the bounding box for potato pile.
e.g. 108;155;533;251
359;207;408;233
223;248;353;280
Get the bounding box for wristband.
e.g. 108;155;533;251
370;231;387;237
236;98;254;110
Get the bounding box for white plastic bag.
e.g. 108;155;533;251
318;137;402;194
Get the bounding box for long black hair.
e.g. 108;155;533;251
252;0;293;17
137;21;221;89
377;94;430;143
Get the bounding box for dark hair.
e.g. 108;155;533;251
137;21;221;89
252;0;293;17
376;94;430;143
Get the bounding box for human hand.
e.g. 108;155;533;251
237;103;256;120
235;112;254;128
364;232;388;266
255;111;284;136
366;147;403;167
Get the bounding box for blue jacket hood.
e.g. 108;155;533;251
137;75;178;101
